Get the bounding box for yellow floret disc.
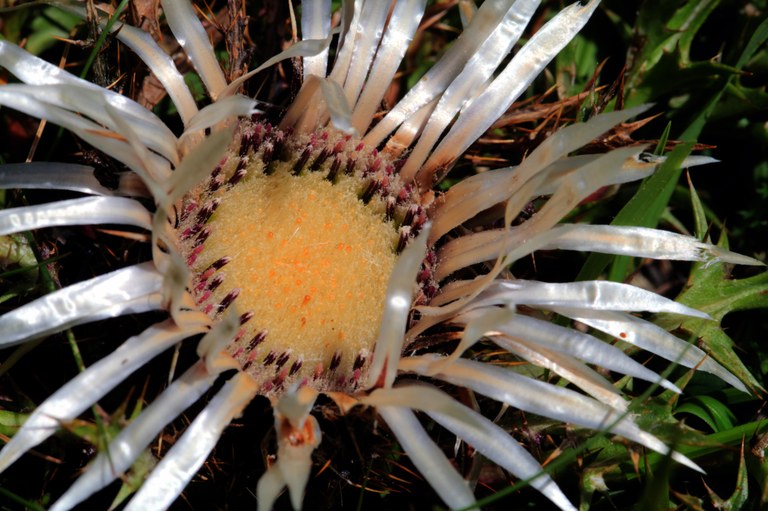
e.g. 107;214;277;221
194;166;398;391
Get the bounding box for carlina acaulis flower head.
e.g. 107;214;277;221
179;121;430;395
0;1;764;510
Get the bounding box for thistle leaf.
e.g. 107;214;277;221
655;233;767;392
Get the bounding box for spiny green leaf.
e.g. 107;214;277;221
704;441;749;510
671;0;721;64
655;231;767;392
680;235;767;322
746;433;768;508
109;450;157;511
638;449;673;511
626;0;727;106
637;420;768;475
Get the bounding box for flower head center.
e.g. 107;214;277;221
176;121;429;397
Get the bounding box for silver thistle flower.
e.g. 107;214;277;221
0;1;762;510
